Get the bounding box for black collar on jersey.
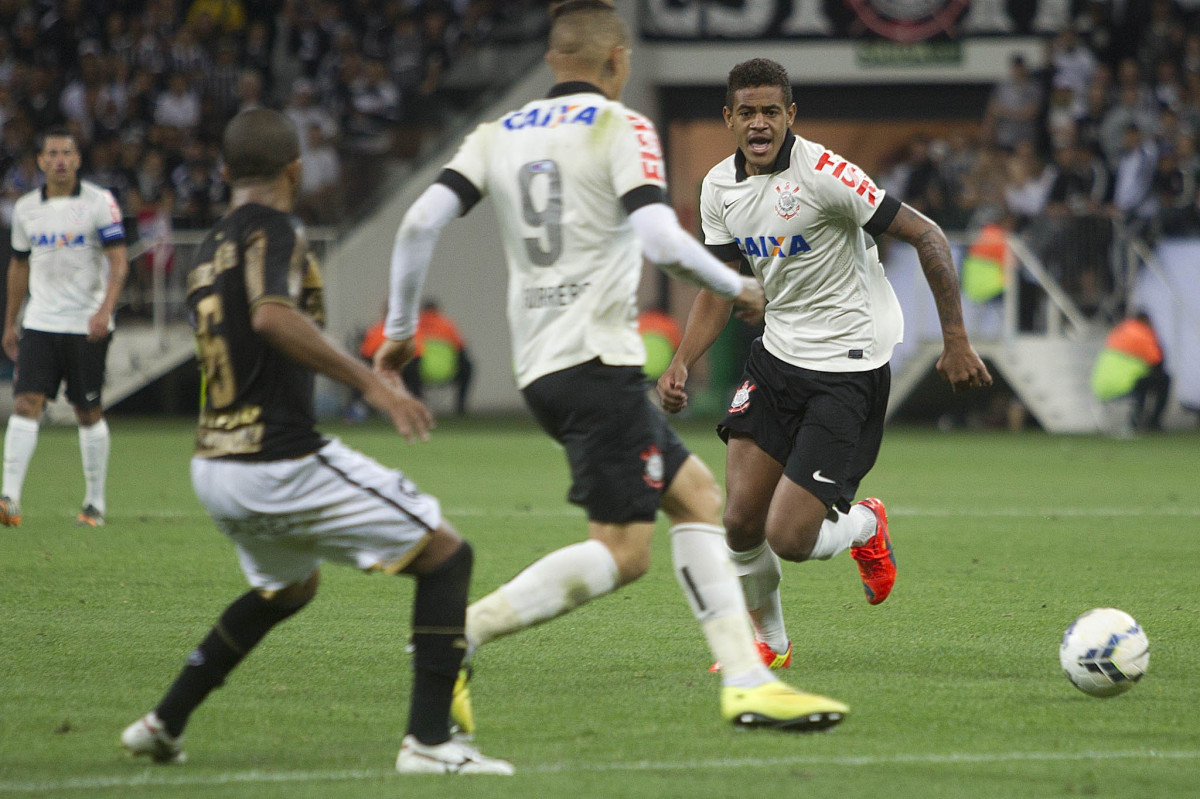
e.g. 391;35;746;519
734;130;796;182
547;81;605;99
41;180;82;201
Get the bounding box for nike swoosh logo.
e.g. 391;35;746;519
812;470;836;484
723;199;738;210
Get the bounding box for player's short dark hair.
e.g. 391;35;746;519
550;0;616;20
726;58;793;110
38;126;78;153
548;0;626;54
222;108;300;182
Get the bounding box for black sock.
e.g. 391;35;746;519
155;589;309;737
407;542;472;745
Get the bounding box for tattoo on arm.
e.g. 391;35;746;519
914;228;965;334
889;205;965;337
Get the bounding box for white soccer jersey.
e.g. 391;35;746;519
700;132;904;372
439;83;668;388
10;180;125;335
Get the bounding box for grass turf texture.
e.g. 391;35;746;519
0;417;1197;798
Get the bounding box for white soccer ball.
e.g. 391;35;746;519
1059;608;1149;697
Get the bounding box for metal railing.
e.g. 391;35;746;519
120;227;340;346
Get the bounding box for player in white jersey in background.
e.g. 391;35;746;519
375;1;849;732
2;127;129;528
659;59;992;671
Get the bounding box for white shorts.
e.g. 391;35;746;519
191;438;441;592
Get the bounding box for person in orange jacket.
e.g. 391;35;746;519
363;300;473;416
1094;311;1170;431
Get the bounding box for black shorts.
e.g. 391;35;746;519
717;338;889;513
522;359;691;524
13;329;111;410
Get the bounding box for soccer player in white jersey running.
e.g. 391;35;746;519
2;127;129;528
375;1;849;733
659;59;993;671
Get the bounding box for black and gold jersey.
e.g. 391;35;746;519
186;203;326;460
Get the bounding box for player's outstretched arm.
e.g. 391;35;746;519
657;272;740;414
252;302;433;442
629;203;764;315
383;183;462;344
885;203;993;393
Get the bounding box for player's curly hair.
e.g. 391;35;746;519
222;108;300;182
726;58;794;109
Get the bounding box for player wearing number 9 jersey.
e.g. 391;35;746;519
376;0;851;734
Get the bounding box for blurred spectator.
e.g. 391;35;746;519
1045;76;1084;152
1111;124;1161;237
154;72;201;132
125;186;175;315
167;25;208;76
1155;132;1200;234
296;122;342;225
1004;141;1056;227
1098;84;1157;167
284;77;338;144
1044;142;1113;310
1049;27;1097;103
203;38;242;119
239;20;273;93
984;55;1043;149
340;56;400;203
1091;311;1171;433
235;68;266;113
1074;77;1111;157
1137;0;1183;79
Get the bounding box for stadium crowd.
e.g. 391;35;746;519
879;0;1200;319
4;1;1199;322
0;0;545;260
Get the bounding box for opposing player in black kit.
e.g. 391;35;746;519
120;109;512;775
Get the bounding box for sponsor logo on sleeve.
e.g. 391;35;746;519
627;113;665;182
814;151;878;206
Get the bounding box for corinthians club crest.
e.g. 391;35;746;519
846;0;970;43
641;445;664;489
728;380;755;414
774;182;801;220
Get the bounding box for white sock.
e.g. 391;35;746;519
728;541;789;654
670;523;774;689
2;415;40;504
466;539;619;653
808;504;876;561
78;419;110;515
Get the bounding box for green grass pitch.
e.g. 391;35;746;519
1;417;1197;798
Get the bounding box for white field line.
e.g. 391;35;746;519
1;749;1197;793
122;506;1200;521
